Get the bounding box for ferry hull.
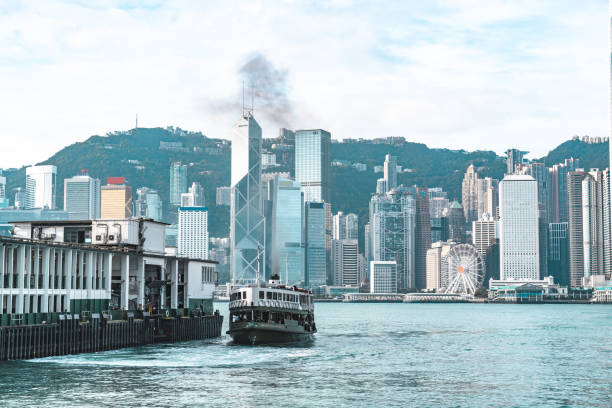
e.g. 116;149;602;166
227;325;315;345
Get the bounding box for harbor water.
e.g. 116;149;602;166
0;303;610;407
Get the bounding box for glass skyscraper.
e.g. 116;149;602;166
268;176;304;285
230;112;265;284
370;187;416;291
295;129;331;203
169;162;187;206
64;174;101;220
305;202;327;288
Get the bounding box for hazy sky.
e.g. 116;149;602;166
0;0;609;168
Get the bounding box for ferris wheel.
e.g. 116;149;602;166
444;244;485;295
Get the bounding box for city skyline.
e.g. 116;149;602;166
1;1;610;169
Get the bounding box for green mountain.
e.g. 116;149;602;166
3;129;609;242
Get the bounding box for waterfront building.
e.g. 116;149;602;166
0;219;221;360
446;201;465;243
295;129;331;203
370;187;416;291
364;222;371;261
216;186;231;206
549;222;570;286
25;165;57;210
101;177;132;219
305;202;327;288
332;239;359;286
505;149;528;174
169;162;188;206
415;187;431;289
383;154;397;193
268;176;304;285
230;112;265;285
63;173;101;220
178;206;209;260
462;164;479;223
370;261;397;293
472;213;496;257
499;174;539;280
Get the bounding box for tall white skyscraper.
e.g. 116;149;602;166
178;206;209;260
64;174;101;219
25;165;57;209
383;154;397;193
499;174;539;280
230;112;265;284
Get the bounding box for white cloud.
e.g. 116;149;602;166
0;0;608;168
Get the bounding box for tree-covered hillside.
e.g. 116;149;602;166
3;130;608;242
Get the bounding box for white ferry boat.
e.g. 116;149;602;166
226;274;317;345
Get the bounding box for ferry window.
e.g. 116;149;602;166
259;291;264;299
267;292;272;299
241;291;245;300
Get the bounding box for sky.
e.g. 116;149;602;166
0;0;609;168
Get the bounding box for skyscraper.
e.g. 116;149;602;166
447;201;465;243
383;154;397;192
25;165;57;209
461;164;478;223
370;188;416;291
476;177;498;220
472;213;496;258
332;211;358;240
101;177;133;219
268;176;304;285
178;206;209;260
134;187;162;221
345;213;359;240
414;187;431;289
216;186;231;206
230;112;265;284
181;182;205;207
549;223;570;286
169;162;188;206
305;202;327;288
568;171;589;286
505;149;528;175
64;173;101;220
295;129;331;203
499;174;539;280
581;170;605;278
332;239;359;286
